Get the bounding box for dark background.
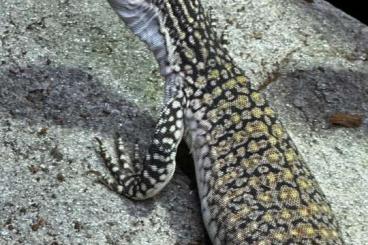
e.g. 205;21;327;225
324;0;367;25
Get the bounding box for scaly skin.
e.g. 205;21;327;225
96;0;344;244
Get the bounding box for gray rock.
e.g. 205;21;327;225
0;0;367;244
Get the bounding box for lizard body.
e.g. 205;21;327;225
96;0;344;244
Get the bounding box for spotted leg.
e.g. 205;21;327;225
96;94;186;200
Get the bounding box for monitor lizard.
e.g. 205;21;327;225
95;0;344;244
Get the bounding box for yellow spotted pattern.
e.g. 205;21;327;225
108;0;345;244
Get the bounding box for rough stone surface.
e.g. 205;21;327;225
0;0;367;244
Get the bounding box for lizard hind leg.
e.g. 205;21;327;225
115;135;139;173
131;143;142;173
95;136;130;195
95;94;186;200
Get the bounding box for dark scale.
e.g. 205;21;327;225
95;0;345;244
